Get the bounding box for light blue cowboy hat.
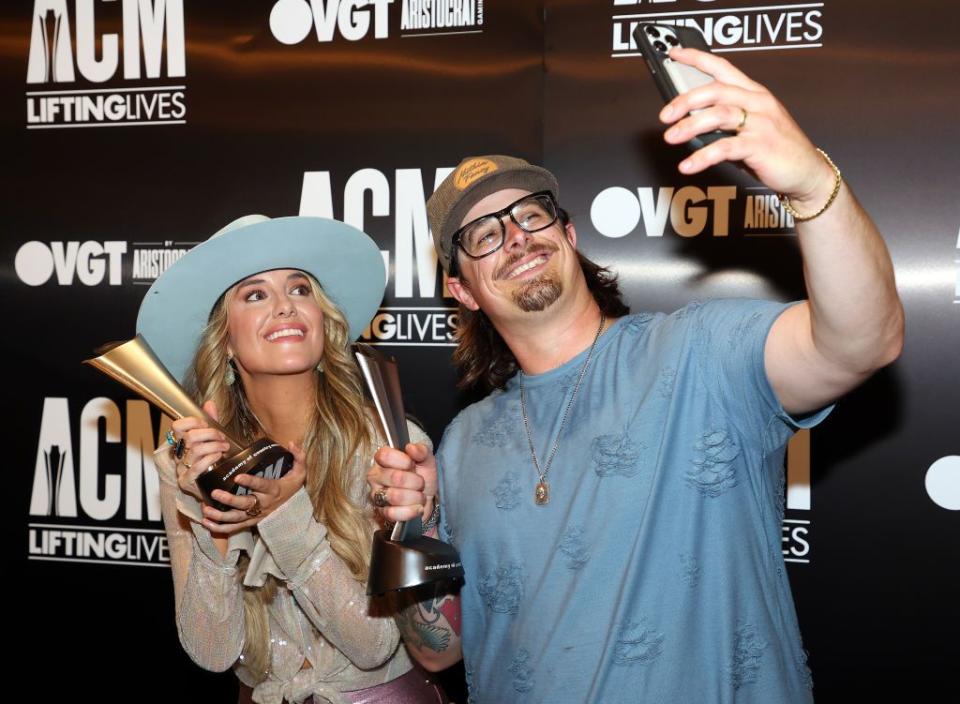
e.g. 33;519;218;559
136;215;386;384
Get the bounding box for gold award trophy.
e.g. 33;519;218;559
84;335;292;510
354;344;463;595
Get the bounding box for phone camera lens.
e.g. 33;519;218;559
644;26;660;38
654;40;667;52
665;35;679;46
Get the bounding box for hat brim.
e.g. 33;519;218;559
136;216;385;384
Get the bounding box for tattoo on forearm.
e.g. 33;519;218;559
396;590;458;653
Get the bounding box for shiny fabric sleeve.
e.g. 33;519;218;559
256;485;402;671
254;420;432;673
155;446;246;673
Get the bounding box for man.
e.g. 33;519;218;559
371;47;903;702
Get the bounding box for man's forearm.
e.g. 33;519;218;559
394;581;463;672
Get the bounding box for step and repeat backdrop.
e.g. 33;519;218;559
4;1;957;701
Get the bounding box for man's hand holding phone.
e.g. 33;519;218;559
635;23;836;211
658;46;833;210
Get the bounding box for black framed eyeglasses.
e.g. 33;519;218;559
450;191;559;276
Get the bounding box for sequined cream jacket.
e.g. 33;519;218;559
154;422;430;704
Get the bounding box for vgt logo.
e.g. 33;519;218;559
591;185;737;238
27;0;185;84
15;241;127;286
270;0;393;44
590;185;794;239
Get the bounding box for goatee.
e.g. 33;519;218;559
497;242;563;312
512;271;563;312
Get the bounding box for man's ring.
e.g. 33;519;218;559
736;107;748;132
374;488;389;508
246;495;262;517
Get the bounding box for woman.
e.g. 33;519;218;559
138;215;445;704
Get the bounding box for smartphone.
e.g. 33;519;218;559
632;23;734;150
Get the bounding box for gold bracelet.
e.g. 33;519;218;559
778;148;843;222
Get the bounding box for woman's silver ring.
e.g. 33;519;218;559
246;495;262;517
373;488;389;508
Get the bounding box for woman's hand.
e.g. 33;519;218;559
200;442;308;536
171;400;307;534
171;400;232;502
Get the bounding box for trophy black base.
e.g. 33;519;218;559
366;529;464;595
197;438;293;511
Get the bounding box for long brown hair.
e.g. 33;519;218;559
453;210;630;392
185;272;374;682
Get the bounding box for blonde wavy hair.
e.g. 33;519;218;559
185;271;374;682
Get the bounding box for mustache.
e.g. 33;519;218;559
495;242;559;280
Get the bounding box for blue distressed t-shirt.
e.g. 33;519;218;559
436;299;827;704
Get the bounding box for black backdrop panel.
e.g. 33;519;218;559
4;1;958;700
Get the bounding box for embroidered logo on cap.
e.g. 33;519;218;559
454;158;499;191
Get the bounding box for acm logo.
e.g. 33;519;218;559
27;397;171;567
27;397;170;567
611;0;824;56
29;397;168;521
26;0;185;84
298;166;459;346
26;0;186;128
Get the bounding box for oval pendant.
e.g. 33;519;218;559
534;481;550;505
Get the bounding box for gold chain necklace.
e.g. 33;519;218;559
519;314;606;505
